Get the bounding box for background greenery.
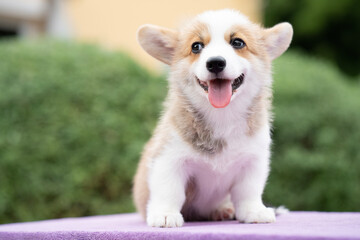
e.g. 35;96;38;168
0;40;359;224
0;40;165;223
264;0;360;77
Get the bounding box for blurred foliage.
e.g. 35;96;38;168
264;51;360;211
0;40;359;224
264;0;360;77
0;40;166;223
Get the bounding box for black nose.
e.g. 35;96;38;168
206;56;226;74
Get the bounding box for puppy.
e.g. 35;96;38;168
133;9;293;227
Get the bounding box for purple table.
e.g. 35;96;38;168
0;212;359;240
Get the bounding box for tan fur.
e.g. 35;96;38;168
173;21;210;64
132;149;149;218
246;86;272;136
261;22;293;60
224;24;269;60
181;177;200;221
170;88;226;155
137;25;178;65
133;116;170;218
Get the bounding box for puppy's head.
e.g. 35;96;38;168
137;9;293;108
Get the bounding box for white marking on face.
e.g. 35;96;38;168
192;9;251;83
185;9;256;106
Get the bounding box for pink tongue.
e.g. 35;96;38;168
208;79;232;108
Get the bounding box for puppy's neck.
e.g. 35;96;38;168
166;84;271;155
167;87;227;155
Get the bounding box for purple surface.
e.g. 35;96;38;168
0;212;359;240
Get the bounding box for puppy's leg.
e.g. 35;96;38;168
146;153;186;228
210;194;235;221
231;155;275;223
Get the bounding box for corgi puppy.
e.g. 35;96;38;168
133;9;293;227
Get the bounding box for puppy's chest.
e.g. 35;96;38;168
186;133;257;174
182;120;267;177
198;125;253;161
183;148;255;199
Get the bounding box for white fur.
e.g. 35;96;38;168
191;10;254;106
147;122;273;227
137;9;293;227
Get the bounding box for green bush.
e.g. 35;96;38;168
0;40;166;223
264;0;360;77
265;51;360;211
0;40;359;224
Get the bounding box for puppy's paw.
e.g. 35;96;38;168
236;206;275;223
147;211;184;227
211;206;235;221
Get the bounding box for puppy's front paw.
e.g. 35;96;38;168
147;212;184;227
236;206;275;223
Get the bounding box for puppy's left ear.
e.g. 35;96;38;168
263;22;293;60
137;24;178;65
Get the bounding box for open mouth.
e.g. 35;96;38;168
196;73;245;93
196;73;245;108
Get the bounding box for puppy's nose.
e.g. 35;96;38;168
206;56;226;74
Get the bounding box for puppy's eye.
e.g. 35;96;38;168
191;42;204;54
230;38;246;49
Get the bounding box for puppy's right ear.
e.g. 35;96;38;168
137;24;178;65
263;22;293;60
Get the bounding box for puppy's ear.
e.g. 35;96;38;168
137;24;178;65
263;22;293;60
